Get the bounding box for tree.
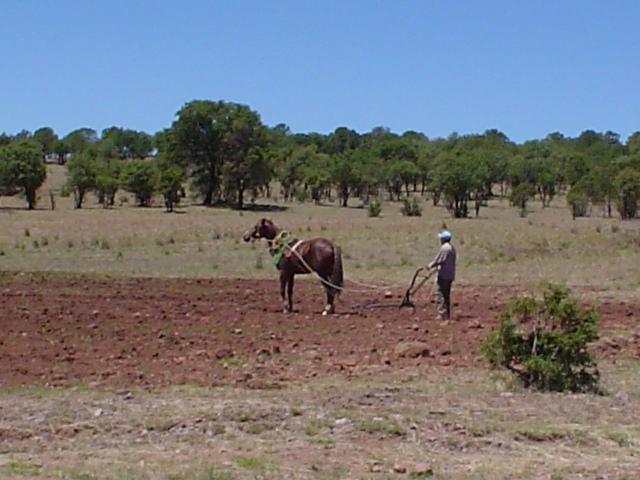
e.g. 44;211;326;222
302;152;332;204
156;157;184;212
627;131;640;155
566;181;590;219
170;100;229;205
510;182;536;217
276;146;306;201
53;139;71;165
614;168;640;219
431;152;476;218
330;150;364;206
120;160;158;207
33;127;58;159
0;141;46;209
64;128;98;153
65;150;98;208
322;127;360;155
101;127;153;159
95;158;121;208
219;104;271;209
385;159;419;199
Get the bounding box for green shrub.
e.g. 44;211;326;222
367;197;382;217
481;284;600;393
401;197;422;217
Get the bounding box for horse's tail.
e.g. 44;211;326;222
330;246;344;296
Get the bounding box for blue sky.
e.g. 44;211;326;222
2;1;639;142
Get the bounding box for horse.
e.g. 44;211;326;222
242;218;343;314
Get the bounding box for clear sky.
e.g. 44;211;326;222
2;1;638;142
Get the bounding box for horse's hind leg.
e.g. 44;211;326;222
322;280;335;315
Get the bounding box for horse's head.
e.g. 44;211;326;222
242;218;279;242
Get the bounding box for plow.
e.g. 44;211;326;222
351;267;434;312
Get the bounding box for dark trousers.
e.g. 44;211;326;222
436;278;453;319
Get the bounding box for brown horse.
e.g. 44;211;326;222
242;218;343;314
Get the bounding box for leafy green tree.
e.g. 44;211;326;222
353;149;384;201
510;182;536;217
321;127;360;155
302;152;332;204
33;127;58;159
533;156;559;207
566;181;590;219
101;127;153;159
219;104;271;209
627;131;640;155
0;141;46;209
614;168;640;219
276;146;307;201
120;160;158;207
64;128;98;153
169;100;229;205
95;158;121;207
53;139;71;165
156;158;184;213
330;150;364;206
65;150;98;208
431;152;476;218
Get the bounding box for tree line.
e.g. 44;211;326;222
1;99;640;219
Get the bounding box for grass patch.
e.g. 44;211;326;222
605;429;632;447
165;465;236;480
218;354;241;367
0;461;41;476
233;455;276;475
357;417;406;436
304;418;331;436
241;421;277;435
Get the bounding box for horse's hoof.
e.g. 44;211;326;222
322;310;328;316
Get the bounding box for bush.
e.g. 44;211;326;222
367;197;382;217
401;197;422;217
481;284;600;393
120;160;158;207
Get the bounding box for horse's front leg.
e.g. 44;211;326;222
287;274;295;313
279;270;289;313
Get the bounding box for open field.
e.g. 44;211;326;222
0;166;639;298
1;273;640;479
1;364;640;480
1;166;640;478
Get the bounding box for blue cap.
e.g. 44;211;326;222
438;230;452;240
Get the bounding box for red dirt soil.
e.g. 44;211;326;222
1;272;638;389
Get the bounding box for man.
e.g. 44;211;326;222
427;230;456;320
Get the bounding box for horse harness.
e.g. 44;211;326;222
268;230;304;267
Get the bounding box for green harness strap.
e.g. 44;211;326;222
269;230;296;266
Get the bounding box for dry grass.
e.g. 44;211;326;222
1;166;639;300
1;363;640;479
